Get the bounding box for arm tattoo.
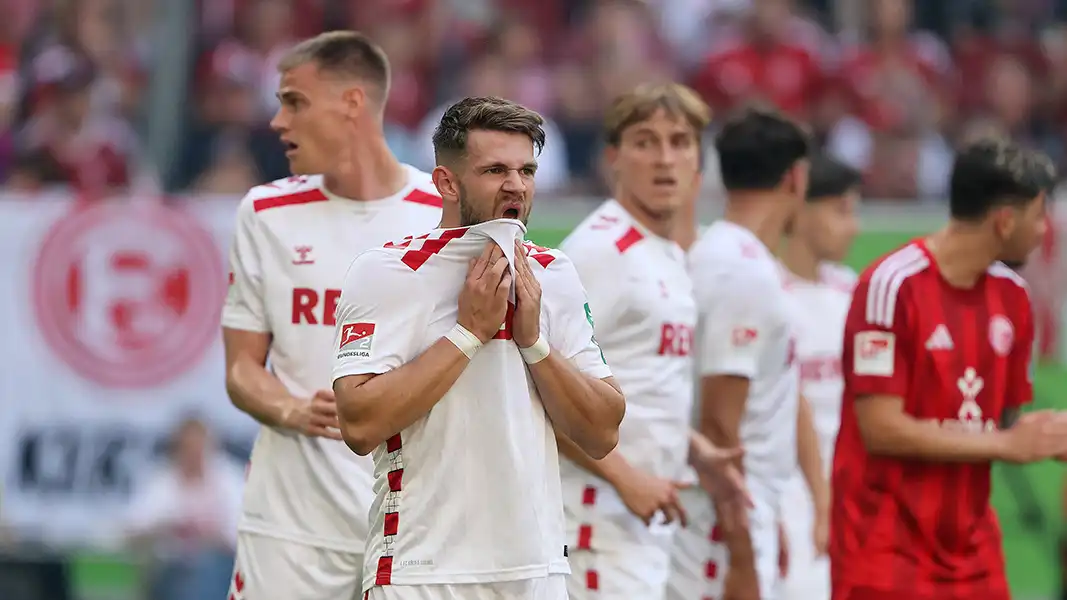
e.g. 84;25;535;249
1001;406;1022;429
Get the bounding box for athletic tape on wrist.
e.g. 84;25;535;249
519;334;551;364
446;323;482;359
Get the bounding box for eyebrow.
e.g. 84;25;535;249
478;161;539;171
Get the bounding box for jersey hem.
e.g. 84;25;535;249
363;561;570;591
237;522;366;554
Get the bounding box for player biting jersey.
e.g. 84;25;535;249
221;32;442;600
777;156;861;600
831;138;1067;600
559;83;749;600
332;97;625;600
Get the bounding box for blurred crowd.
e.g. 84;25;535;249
5;0;1067;200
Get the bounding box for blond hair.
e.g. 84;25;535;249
604;82;712;145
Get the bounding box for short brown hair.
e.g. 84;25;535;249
278;31;390;101
603;83;712;146
432;96;547;165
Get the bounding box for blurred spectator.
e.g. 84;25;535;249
125;417;243;600
171;42;287;190
828;0;952;200
688;0;826;121
411;53;570;192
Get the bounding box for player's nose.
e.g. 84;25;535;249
269;108;289;133
501;170;526;192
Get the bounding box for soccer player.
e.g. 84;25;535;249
831;139;1067;600
221;32;443;600
331;96;626;600
558;83;749;600
777;156;861;600
676;106;814;600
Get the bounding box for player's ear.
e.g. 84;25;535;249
432;165;460;203
992;205;1017;239
341;85;366;120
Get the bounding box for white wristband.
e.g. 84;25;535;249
446;323;482;359
519;334;551;364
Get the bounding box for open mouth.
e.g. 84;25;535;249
283;141;299;153
502;207;520;219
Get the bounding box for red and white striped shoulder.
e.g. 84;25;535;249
987;261;1029;291
863;244;931;328
243;174;330;213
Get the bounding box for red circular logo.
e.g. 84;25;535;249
33;202;225;389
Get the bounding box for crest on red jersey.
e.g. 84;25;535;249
988;315;1014;357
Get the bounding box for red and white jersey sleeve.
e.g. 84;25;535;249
220;166;442;554
689;221;799;486
843;249;923;399
332;249;432;380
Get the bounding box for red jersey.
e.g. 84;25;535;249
831;240;1034;600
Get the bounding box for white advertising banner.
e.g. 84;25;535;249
0;195;257;548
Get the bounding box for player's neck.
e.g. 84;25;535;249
925;225;998;288
615;190;674;240
780;237;820;281
722;194;789;251
322;137;407;201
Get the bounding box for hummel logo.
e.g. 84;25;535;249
925;324;954;351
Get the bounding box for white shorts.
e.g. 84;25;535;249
365;576;567;600
563;484;675;600
666;486;780;600
777;473;829;600
229;531;363;600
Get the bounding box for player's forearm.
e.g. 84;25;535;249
529;352;624;459
796;396;830;514
859;414;1012;463
555;432;633;487
335;338;469;455
699;400;744;457
225;356;302;428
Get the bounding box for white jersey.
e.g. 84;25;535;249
560;199;696;488
782;263;856;470
689;221;799;492
221;167;442;552
331;220;612;591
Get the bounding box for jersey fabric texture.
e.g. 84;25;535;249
779;263;856;600
558;200;696;600
221;166;442;553
831;240;1034;600
331;219;612;594
229;531;365;600
671;220;800;600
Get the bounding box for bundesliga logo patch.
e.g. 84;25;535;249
338;322;375;359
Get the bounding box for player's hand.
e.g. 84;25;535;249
281;390;342;440
458;242;512;343
723;560;761;600
613;465;689;527
1001;410;1067;463
691;438;752;530
812;505;829;557
777;521;789;577
511;240;542;348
